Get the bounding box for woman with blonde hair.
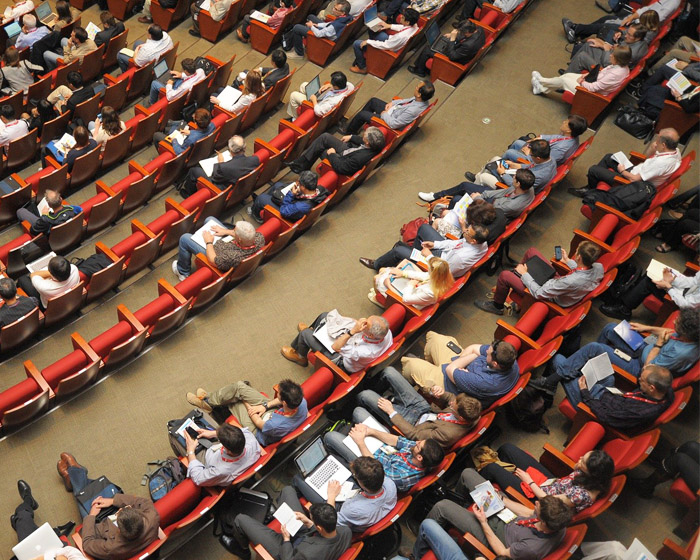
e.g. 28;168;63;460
210;69;264;114
370;257;455;309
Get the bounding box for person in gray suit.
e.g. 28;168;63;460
567;24;648;73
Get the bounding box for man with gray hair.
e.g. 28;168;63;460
172;217;265;280
287;127;385;176
180;135;260;197
15;13;49;50
282;312;393;372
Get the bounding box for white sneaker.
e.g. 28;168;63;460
418;191;435;202
531;71;545;95
171;261;187;282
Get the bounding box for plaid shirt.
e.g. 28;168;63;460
373;437;424;492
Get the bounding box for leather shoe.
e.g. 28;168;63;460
567;186;590;198
188;29;201;37
219;534;251;559
57;459;72;492
359;257;376;270
281;346;308;366
18;480;38;510
407;65;426;77
600;302;631;320
349;65;368;74
55;521;76;537
60;453;82;471
297;322;309;332
464;171;476;181
137;15;153;23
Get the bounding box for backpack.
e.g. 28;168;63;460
72;253;112;277
601;261;644;305
194;56;216;77
582;180;656;220
506;384;550;434
145;457;187;501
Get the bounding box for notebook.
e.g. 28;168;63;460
646;259;680;283
389;261;421;295
312;322;337;354
469;481;505;517
623;538;656;560
26;251;56;273
250;9;270;23
35;1;57;25
0;175;22;195
199;150;232;177
153;58;170;81
363;5;383;31
85;21;101;40
613;320;645;352
342;414;389;457
581;352;614;388
4;21;21;39
294;437;354;501
12;523;63;560
304;75;321;100
524;254;556;285
216;85;243;108
425;21;450;53
190;221;232;247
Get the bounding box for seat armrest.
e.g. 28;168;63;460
95;181;116;197
128;160;150;176
71;333;101;363
196;176;222;194
570;229;614;254
504;486;534;508
165;197;190;216
462;533;494;559
158;279;188;304
24;360;54;396
385;287;423;317
194;252;225;276
117;304;146;332
131;219;156;239
612;364;638;389
629;151;646;164
493;320;540;350
95;242;120;263
262;205;293;227
311;351;351;382
253;544;276;560
591;202;635;225
540;442;576;471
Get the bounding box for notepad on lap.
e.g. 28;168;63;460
199;150;232;177
646;259;680;283
613;320;645;351
85;21;101;40
119;48;135;58
581;353;614;388
216;86;243;108
190;222;232;247
313;322;337;354
342;415;389;457
611;150;633;169
409;248;429;266
470;481;505;518
250;9;270;22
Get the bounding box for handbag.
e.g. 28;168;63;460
270;185;287;206
614;105;654;139
584;65;601;83
400;217;428;244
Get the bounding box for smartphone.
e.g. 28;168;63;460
446;341;462;354
501;160;509;169
185;426;199;439
554;245;562;260
613;348;632;362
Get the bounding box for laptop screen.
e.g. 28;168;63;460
295;438;327;476
304;75;321;100
35;2;51;19
12;523;63;560
153;59;169;78
425;21;440;45
364;5;377;22
4;21;21;38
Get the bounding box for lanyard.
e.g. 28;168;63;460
396;452;422;471
622;391;665;404
361;334;384;344
220;448;245;463
360;488;385;499
548;136;572;144
436;412;467;424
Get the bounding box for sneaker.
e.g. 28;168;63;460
247;205;263;223
368;288;383;307
418;191;435;202
474;299;504;315
464;171;476;182
561;18;576;43
171;261;187;282
186;392;213;412
531;71;545;95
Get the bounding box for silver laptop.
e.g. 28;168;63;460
295;437;352;500
26;251;56;273
35;1;57;25
363;5;383;32
304;75;321;100
13;523;64;560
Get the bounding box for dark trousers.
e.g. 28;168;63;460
661;208;700;248
572;14;617;38
290;312;344;365
458;0;481;19
620;275;665;310
17;274;44;308
252;182;284;219
413;44;434;75
296;133;349;168
13;503;39;542
373;223;444;270
586;152;628;190
182;166;212;197
379;0;407;19
480;443;555;492
667;441;700;493
238;14;252;39
347;97;387;134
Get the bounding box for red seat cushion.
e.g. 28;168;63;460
24;166;54;192
382;303;407;334
176;267;215;299
111;232;150;258
155;478;202;527
0;378;41;414
302;367;335;410
148;209;181;235
89;321;136;357
181;188;212;213
269;129;296;151
144;151;175;174
111;172;144;194
41;350;90;389
257;217;283;242
134;294;177;327
80;192;108;217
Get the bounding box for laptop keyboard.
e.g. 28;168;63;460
308;459;340;488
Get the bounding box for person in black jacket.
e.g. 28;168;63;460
0;278;38;328
45;71;96;115
408;20;485;77
286;126;385;176
94;11;125;48
637;61;700;120
249;170;329;223
16;189;82;236
233;49;290;92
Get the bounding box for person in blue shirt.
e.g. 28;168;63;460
532;308;699;402
248;170;329;223
153;108;216;156
186;379;308;446
287;0;352;58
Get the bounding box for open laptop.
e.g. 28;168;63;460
0;175;22;195
295;437;352;500
363;5;383;32
26;251;56;273
426;21;450;53
35;1;57;25
304;75;321;100
153;58;170;81
4;21;21;39
12;523;63;560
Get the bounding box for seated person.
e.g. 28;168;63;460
282;311;392;371
401;333;519;408
480;443;614;513
360;224;489;279
426;468;572;560
237;0;295;43
173;217;265;280
50;126;98;173
22;99;58;136
649;35;700;71
469;139;556;193
370;256;454;308
567;364;673;431
350;8;420;74
534;309;699;396
1;46;43;95
357;365;482;449
10;480;79;551
456;0;521;23
325;407;445;491
570;128;681;197
18;255;80;309
408;19;486;78
319;0;372;17
148;57;207;106
531;46;631;98
94;11;125;48
287;126;386;175
423;168;536;221
0;104;29;147
0;277;38;327
567;24;648;73
249;170;329;223
180;135;260;198
190;0;233;37
211;69;264;114
183;422;262;486
379;0;441;21
286;1;352;59
632;440;699;499
52;0;80;30
343;80;434;134
416;198;506;244
153;108;216;156
288;71;354;119
56;453;160;560
232;49;290;90
228;489;352;560
46;71;96;115
475;241;603;315
601;267;700;320
44;26;97;70
16;189;81;236
636;61;700;120
293;456;398;532
117;24;173;72
90;105;127;149
2;0;35;24
186;379;308;446
15;14;49;52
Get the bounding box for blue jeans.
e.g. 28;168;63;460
503;139;535;163
412;519;467;560
292;24;310;55
353;32;389;68
68;465;96;519
150;77;182;105
322;407;371;464
176;216;224;276
118;39;144;72
357;366;430;426
251;183;284;219
43;38;68;70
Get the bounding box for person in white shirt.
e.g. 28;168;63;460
23;256;80;309
371;257;454;309
147;57;206;106
570;128;681;197
0;104;29;148
2;0;33;24
350;8;420;74
190;0;234;37
456;0;519;23
211;69;263;113
118;24;173;72
287;71;354;119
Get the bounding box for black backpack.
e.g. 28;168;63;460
601;261;644;305
71;253;112;278
194;56;216;77
506;384;550;434
583;180;656;220
145;457;187;501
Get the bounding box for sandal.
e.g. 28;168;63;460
668;210;684;220
655;243;673;253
